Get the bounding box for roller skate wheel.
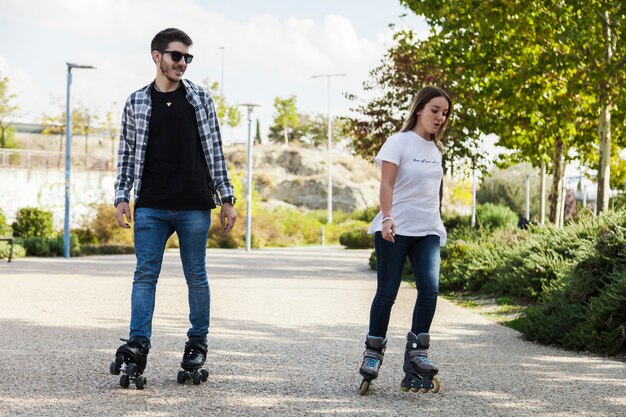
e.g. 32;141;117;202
110;361;120;375
177;370;187;384
431;377;441;394
419;387;429;393
120;374;130;389
400;384;410;392
126;363;138;378
359;379;370;396
192;371;202;385
135;375;147;390
201;369;209;382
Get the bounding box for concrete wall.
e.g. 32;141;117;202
0;167;115;228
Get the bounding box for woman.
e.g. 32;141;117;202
359;86;451;395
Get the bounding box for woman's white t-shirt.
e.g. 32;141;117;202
368;130;447;246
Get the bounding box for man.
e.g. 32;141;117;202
109;28;237;389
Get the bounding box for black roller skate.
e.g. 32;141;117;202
110;336;150;390
358;335;387;395
177;336;209;385
400;332;440;394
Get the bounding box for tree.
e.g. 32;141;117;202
0;75;19;149
102;108;120;170
344;28;485;175
402;0;625;216
271;96;300;146
202;79;242;129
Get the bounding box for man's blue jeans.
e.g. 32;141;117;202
369;232;440;338
130;208;212;342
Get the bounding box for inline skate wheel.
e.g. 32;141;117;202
177;370;187;384
201;369;209;382
192;371;202;385
135;375;146;390
110;361;120;375
359;379;370;396
431;377;440;394
120;374;130;388
400;385;410;392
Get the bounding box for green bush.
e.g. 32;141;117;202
339;229;373;249
47;233;80;256
0;209;11;236
21;237;50;256
81;244;135;255
12;208;55;238
476;203;518;231
72;227;99;245
0;241;25;259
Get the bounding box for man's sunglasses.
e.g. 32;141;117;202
161;50;194;64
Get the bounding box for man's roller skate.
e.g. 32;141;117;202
109;336;150;389
358;335;387;395
400;332;440;394
177;336;209;385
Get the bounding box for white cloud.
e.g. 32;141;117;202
1;0;427;140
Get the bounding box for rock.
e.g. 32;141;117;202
225;144;379;212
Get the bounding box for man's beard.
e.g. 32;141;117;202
159;62;184;83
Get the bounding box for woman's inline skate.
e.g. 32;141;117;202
400;332;440;394
358;335;387;395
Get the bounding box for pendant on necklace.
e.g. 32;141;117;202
166;102;172;107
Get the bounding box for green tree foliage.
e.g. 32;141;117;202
0;74;19;149
270;96;299;146
401;0;626;215
0;208;11;236
203;79;242;129
11;208;55;239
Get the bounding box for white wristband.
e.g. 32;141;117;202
381;216;394;223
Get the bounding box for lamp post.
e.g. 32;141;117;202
311;73;346;225
240;103;260;252
64;62;95;258
219;46;224;95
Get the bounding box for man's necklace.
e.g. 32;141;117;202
154;83;173;107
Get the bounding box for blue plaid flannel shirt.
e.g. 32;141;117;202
114;79;234;207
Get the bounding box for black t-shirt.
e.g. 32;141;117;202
136;84;215;210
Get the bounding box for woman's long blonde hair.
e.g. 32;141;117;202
400;86;451;154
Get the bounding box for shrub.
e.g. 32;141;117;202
81;244;135;255
0;241;25;259
89;204;133;245
339;229;373;249
476;203;518;231
12;208;55;238
47;233;80;256
0;209;11;236
21;237;50;256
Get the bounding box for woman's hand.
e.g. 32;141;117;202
382;218;396;243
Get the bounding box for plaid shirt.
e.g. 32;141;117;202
114;79;234;207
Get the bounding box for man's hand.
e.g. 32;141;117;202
115;202;132;229
220;203;237;233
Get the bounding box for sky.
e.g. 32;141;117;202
0;0;430;144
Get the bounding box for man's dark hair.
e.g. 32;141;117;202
151;28;193;52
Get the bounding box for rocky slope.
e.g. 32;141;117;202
224;144;380;212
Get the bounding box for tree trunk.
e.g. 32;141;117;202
596;10;614;213
597;104;611;212
283;126;289;146
549;137;565;224
539;162;546;224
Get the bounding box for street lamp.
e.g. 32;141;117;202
219;46;224;95
311;73;346;225
64;62;95;258
239;103;260;252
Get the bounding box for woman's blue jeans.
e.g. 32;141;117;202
130;208;212;342
369;232;440;338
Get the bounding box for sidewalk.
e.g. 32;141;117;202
0;248;624;417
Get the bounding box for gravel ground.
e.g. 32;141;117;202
0;247;624;417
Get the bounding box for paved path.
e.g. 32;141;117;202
0;248;624;417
